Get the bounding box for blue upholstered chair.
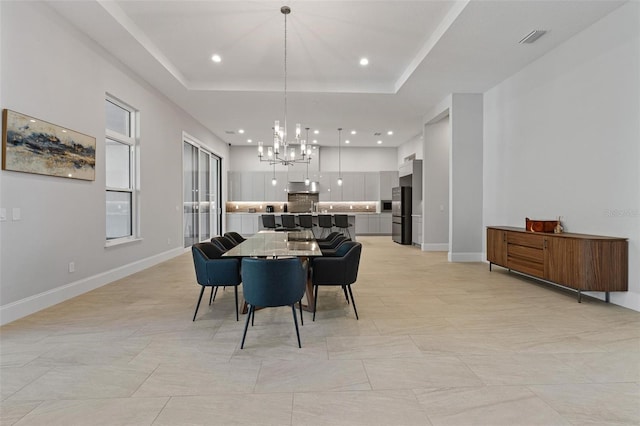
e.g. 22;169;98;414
191;242;242;321
224;231;246;245
311;241;362;321
240;257;307;349
317;234;349;250
211;235;237;251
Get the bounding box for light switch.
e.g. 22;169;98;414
12;208;21;221
0;208;6;221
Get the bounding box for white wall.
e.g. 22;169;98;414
0;2;229;324
483;1;640;311
397;134;423;165
423;116;450;250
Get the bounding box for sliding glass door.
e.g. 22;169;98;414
183;139;221;247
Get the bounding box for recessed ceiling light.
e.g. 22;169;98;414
312;139;317;144
211;54;222;63
387;130;393;135
238;129;245;134
314;130;319;134
377;140;382;144
247;139;252;143
345;140;350;144
359;57;369;66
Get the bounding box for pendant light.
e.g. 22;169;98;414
304;127;311;186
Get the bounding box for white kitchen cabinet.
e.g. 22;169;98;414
368;214;380;234
364;172;379;201
412;215;423;246
379;171;399;200
379;213;392;234
355;214;369;235
226;214;242;234
251;172;265;201
241;214;258;235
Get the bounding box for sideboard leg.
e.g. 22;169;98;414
489;262;492;272
577;289;582;303
605;292;610;303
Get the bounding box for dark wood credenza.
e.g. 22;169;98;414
487;226;628;302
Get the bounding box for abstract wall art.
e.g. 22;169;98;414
2;109;96;181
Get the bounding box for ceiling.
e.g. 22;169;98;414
48;0;625;148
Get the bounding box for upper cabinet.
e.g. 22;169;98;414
229;170;400;202
379;171;398;200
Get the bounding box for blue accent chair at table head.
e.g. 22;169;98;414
311;241;362;321
240;257;307;349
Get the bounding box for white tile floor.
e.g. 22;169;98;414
1;236;639;425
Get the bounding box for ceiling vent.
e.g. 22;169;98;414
225;130;236;135
519;30;547;44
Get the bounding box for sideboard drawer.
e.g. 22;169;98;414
507;244;543;263
507;232;543;249
507;256;544;278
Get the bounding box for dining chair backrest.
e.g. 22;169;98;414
262;214;277;229
313;241;362;286
224;231;246;244
211;236;236;251
241;257;306;307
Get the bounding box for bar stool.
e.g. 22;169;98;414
297;214;315;236
317;214;333;238
334;214;352;239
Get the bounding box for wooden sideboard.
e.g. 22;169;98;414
487;226;628;302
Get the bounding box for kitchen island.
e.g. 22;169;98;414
225;212;392;238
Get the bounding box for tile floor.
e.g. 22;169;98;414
1;236;639;425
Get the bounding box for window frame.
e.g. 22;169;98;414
105;96;139;247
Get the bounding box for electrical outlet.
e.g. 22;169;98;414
12;208;21;221
0;208;6;221
167;238;171;245
68;262;75;273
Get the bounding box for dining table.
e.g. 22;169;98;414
222;229;322;313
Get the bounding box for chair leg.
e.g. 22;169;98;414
346;284;359;320
291;305;301;348
342;285;350;304
251;306;255;327
234;286;239;321
313;285;319;321
193;286;205;321
209;286;218;305
299;300;304;326
241;305;253;349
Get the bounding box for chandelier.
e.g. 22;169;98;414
257;5;312;167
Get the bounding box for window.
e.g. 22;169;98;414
105;97;138;243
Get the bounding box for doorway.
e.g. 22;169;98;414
183;138;221;247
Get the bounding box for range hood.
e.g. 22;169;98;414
288;181;319;193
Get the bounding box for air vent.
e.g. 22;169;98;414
519;30;547;44
225;130;236;135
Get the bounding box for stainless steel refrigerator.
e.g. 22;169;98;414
392;186;412;244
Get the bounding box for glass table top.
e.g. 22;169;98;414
222;230;322;258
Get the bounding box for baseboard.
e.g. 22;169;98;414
422;243;449;251
448;252;483;262
0;247;185;325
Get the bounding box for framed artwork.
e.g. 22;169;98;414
2;109;96;181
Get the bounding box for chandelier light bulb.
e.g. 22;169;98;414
337;177;343;186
